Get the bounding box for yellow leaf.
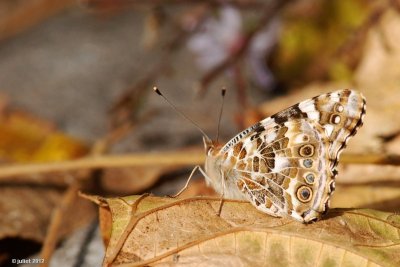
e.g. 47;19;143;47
0;111;87;162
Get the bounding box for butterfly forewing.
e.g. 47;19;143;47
211;89;366;223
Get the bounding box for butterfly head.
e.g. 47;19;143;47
202;136;227;195
202;136;213;153
203;136;223;155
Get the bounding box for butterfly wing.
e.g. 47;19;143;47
297;89;366;167
219;89;366;223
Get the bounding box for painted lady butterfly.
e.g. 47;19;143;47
203;89;366;223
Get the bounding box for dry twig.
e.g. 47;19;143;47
80;0;265;11
39;181;81;266
1;152;399;182
197;0;290;96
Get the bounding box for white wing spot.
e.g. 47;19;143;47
336;104;344;112
325;124;334;136
272;157;289;172
294;133;308;144
331;114;341;124
298;101;320;121
265;131;277;143
306;111;320;121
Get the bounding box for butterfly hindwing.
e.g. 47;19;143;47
216;89;366;222
232;119;329;221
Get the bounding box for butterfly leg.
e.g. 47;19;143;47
217;171;226;216
168;165;203;198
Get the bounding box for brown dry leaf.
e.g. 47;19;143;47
0;184;95;264
332;184;400;212
183;178;400;211
103;167;213;196
354;9;400;136
337;164;400;184
102;167;163;194
102;147;206;194
179;179;400;215
178;178;218;199
0;107;91;262
102;166;176;194
0;185;95;242
0;186;61;242
386;134;400;154
93;195;400;266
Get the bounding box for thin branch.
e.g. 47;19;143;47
0;152;399;180
0;151;205;179
79;0;265;11
197;0;290;96
40;182;81;266
340;153;400;165
38;133;113;263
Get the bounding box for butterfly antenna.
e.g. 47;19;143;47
153;86;211;141
216;87;226;143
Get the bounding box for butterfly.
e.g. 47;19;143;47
202;89;366;223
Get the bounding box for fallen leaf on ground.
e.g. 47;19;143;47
0;110;87;163
337;164;400;184
0;184;95;265
173;178;400;213
0;186;61;242
102;147;207;195
90;195;400;266
332;184;400;212
102;166;171;195
354;9;400;124
177;178;218;199
0;106;91;263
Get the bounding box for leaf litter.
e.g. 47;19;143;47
2;2;400;266
0;103;94;264
88;195;400;267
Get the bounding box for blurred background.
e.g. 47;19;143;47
1;0;400;266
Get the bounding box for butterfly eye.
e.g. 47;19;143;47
297;186;312;202
305;173;315;184
299;144;314;157
330;114;341;124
